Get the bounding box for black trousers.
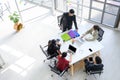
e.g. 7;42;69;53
62;26;72;32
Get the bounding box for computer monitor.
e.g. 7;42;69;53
68;45;77;54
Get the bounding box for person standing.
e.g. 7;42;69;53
60;9;78;32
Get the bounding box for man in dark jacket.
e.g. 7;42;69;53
47;39;61;59
84;56;104;73
60;9;78;32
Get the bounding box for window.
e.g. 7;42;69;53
90;9;102;23
105;4;119;15
92;1;104;10
103;13;116;27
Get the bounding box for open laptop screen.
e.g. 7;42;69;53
68;45;76;53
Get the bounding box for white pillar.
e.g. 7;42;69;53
14;0;23;23
51;0;55;16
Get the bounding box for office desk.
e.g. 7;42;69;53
55;28;104;76
60;38;103;75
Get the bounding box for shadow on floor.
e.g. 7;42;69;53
0;31;18;45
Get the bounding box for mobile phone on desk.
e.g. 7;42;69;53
89;48;92;52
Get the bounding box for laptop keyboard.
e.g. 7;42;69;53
67;50;74;54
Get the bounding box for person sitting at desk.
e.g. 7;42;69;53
57;52;72;72
81;25;100;41
95;56;102;64
84;56;103;73
47;39;61;59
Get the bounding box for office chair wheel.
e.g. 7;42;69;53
0;66;3;69
43;58;49;62
51;74;53;77
43;60;45;62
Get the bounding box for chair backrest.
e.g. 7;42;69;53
57;15;62;25
97;27;104;42
49;64;69;77
39;45;49;57
89;64;104;75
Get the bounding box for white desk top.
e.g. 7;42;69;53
60;38;104;65
52;25;104;65
57;27;104;65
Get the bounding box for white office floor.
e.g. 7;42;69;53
0;1;120;80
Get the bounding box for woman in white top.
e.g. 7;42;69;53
81;25;100;41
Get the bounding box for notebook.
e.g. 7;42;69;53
68;30;76;38
61;33;71;42
73;30;80;37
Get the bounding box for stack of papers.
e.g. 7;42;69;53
61;30;80;42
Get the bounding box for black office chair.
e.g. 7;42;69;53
40;45;49;58
97;27;104;42
85;64;104;80
49;60;69;80
40;44;57;67
57;15;63;31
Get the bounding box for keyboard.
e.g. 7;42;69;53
67;50;74;54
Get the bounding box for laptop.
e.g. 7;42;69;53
67;45;77;54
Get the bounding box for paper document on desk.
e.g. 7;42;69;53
79;38;85;43
74;40;83;47
72;38;84;47
76;37;85;43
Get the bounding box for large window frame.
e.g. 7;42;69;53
55;0;120;28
